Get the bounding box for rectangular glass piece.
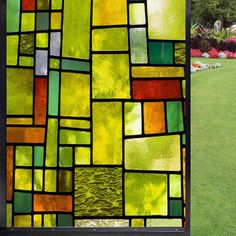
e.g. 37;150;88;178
92;28;128;51
130;28;148;64
7;118;33;125
60;119;90;129
48;71;59;116
170;174;182;197
92;54;130;99
93;102;122;164
7;0;20;32
34;170;43;191
7;35;18;65
131;66;184;78
75;219;129;227
147;0;185;40
50;32;61;56
129;3;146;25
61;60;90;72
60;130;90;145
93;0;127;26
147;219;182;227
36;50;48;75
125;135;181;171
61;73;90;117
45;170;57;192
62;0;91;59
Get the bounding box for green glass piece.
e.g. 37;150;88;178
75;147;90;165
14;192;32;213
48;71;59;116
7;36;18;65
45;118;58;167
130;28;148;64
44;214;56;227
167;101;184;132
59;170;72;192
93;102;122;164
92;28;128;51
58;214;73;227
125;102;142;135
169;174;181;197
182;134;186;145
62;0;91;59
7;68;33;115
125;135;181;171
59;147;73;167
34;169;43;191
52;0;62;9
21;13;35;32
37;0;49;10
7;204;12;227
92;54;130;99
182;80;186;98
7;0;20;32
60;73;90;117
175;43;186;64
147;0;185;40
36;13;49;31
50;58;60;69
125;173;167;216
20;34;34;55
147;219;182;227
170;200;182;216
60;130;90;145
148;42;173;65
15;146;32;166
19;57;34;67
34;146;44;167
60;119;90;129
61;59;90;72
74;167;122;216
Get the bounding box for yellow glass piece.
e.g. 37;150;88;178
61;73;90;117
7;118;33;125
147;219;182;227
45;118;58;167
147;0;185;40
15;146;32;166
92;54;130;99
7;35;18;65
93;0;127;26
182;80;186;98
44;214;56;227
34;215;42;227
14;215;31;227
7;204;12;227
93;102;122;164
92;28;128;51
129;3;146;25
51;12;61;29
50;58;60;69
45;170;56;192
131;219;144;227
15;169;32;190
21;13;35;32
170;174;181;197
52;0;62;9
75;147;90;165
34;170;43;191
131;66;184;78
19;56;34;67
62;0;90;59
60;119;90;129
36;33;48;48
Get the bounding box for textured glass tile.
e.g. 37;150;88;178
60;130;90;145
50;32;61;56
34;170;43;191
130;28;148;64
7;0;20;32
37;0;49;10
75;219;129;227
19;56;34;67
59;147;73;167
61;59;90;72
36;50;48;75
170;174;182;197
45;170;57;192
125;135;181;171
14;216;32;227
44;214;56;227
15;169;32;190
51;13;62;29
59;170;72;192
75;147;90;165
36;33;48;48
7;35;18;65
125;173;167;215
131;219;144;227
147;219;182;227
175;43;186;64
93;102;122;164
7;204;12;227
15;146;32;166
129;3;146;25
21;13;35;32
60;119;90;129
34;215;42;227
20;34;34;54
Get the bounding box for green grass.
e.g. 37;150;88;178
191;58;236;235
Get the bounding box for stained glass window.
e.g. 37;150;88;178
5;0;189;229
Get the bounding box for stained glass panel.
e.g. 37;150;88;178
5;0;188;228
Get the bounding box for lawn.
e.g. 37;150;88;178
191;58;236;235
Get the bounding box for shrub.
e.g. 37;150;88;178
199;39;211;52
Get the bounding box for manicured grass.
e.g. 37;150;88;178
191;58;236;235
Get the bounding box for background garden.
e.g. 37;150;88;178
191;0;236;235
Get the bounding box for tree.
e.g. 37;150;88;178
191;0;236;27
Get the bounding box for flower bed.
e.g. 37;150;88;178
191;61;222;74
191;47;236;59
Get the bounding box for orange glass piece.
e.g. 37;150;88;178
34;194;73;212
144;102;165;134
7;127;45;143
7;146;14;201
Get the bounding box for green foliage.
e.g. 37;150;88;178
212;28;231;43
191;0;236;27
